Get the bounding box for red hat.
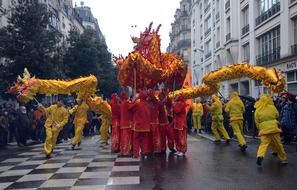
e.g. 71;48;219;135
176;94;184;101
120;91;127;100
139;90;148;100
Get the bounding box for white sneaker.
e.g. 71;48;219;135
175;151;184;157
280;160;288;165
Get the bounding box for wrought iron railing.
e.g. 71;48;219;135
255;2;280;26
256;47;280;65
241;24;249;36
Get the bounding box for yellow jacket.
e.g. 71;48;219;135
44;105;69;128
192;102;204;116
209;99;223;121
70;101;89;126
225;94;245;121
255;96;280;136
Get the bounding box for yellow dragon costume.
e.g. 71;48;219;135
9;69;111;156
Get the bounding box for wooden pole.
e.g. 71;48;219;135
133;67;137;96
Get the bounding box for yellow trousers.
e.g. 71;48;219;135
100;118;110;143
230;120;246;146
257;134;287;161
211;120;230;141
192;115;202;130
44;126;62;156
72;124;84;145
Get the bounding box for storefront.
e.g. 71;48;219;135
285;61;297;94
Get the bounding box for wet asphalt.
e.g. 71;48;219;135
106;134;297;190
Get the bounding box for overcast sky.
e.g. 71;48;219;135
74;0;181;56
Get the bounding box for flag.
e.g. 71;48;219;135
182;66;193;113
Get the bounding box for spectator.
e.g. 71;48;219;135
280;96;296;144
0;110;9;148
15;106;31;146
7;107;21;145
34;108;45;142
28;108;35;140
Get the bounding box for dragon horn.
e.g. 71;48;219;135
148;22;153;33
23;68;31;80
17;75;23;83
156;24;162;34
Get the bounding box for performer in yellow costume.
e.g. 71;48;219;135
225;92;247;152
40;99;68;158
254;94;288;166
99;114;111;146
70;99;89;150
209;95;231;143
192;98;204;133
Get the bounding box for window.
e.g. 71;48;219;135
216;27;220;42
259;0;279;14
226;17;230;34
287;71;297;93
242;7;249;26
256;0;280;26
226;17;231;41
205;40;212;59
259;27;280;55
294;19;297;44
242;43;250;62
287;71;295;82
292;19;297;55
205;16;211;32
256;26;280;65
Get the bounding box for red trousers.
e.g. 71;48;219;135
151;123;161;153
160;123;175;151
133;132;151;157
111;126;120;152
120;128;132;155
174;128;187;153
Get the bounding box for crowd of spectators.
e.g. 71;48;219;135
0;99;101;149
188;94;297;145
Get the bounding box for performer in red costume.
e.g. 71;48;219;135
129;90;151;158
119;91;133;156
159;92;175;153
110;93;120;152
172;94;187;156
148;91;161;154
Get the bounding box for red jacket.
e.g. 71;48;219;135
110;95;120;127
120;100;132;129
173;98;187;130
158;102;169;125
149;94;159;123
129;92;151;132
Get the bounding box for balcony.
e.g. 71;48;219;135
256;47;280;65
205;52;212;59
216;41;220;49
255;2;280;26
225;0;230;12
226;33;231;41
291;44;297;55
291;0;297;4
241;24;249;36
204;28;211;36
204;3;211;14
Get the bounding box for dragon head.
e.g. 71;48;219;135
131;22;161;57
8;68;39;103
